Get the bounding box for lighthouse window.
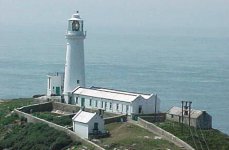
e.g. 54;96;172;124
77;80;80;84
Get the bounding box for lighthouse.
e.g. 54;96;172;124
63;11;86;103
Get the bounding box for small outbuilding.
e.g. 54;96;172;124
166;106;212;129
72;110;105;139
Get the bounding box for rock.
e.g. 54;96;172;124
154;136;162;140
144;136;150;139
92;138;100;143
103;144;109;148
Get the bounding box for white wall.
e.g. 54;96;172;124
72;94;132;115
132;95;160;114
88;115;105;134
47;73;64;96
73;121;88;139
71;94;160;115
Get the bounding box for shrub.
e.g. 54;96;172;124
0;123;75;150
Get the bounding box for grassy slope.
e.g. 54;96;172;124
0;98;93;150
98;122;180;150
156;121;229;150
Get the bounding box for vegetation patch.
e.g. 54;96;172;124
95;122;179;150
0;123;74;150
0;99;92;150
32;112;72;126
156;120;229;150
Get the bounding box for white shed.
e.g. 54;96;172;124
47;72;64;96
72;110;105;139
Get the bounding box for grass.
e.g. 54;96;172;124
32;112;72;126
0;98;33;118
96;122;180;150
156;120;229;150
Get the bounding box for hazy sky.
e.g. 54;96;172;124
0;0;229;36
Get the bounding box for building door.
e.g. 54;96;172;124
94;122;98;130
138;105;142;114
56;87;60;96
81;98;85;107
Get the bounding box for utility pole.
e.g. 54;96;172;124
154;94;157;122
181;100;192;135
181;101;184;134
189;101;192;127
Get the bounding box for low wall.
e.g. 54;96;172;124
104;114;127;124
138;117;194;150
14;109;105;150
131;113;166;122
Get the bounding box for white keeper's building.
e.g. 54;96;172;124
46;11;161;115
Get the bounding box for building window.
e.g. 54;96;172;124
126;105;129;113
48;77;51;89
101;101;103;108
171;114;174;118
184;110;188;116
110;102;112;110
75;97;78;104
116;103;119;110
105;102;107;109
77;80;80;84
95;100;98;107
81;98;85;107
89;99;92;106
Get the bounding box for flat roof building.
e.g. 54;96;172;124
64;86;160;115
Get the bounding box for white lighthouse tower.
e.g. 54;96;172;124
63;11;86;103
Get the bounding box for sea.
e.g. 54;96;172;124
0;26;228;135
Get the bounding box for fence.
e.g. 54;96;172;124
138;117;194;150
14;109;105;150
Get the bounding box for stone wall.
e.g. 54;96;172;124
104;114;127;124
14;109;105;150
52;102;81;113
131;113;166;122
139;113;166;123
138;117;194;150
